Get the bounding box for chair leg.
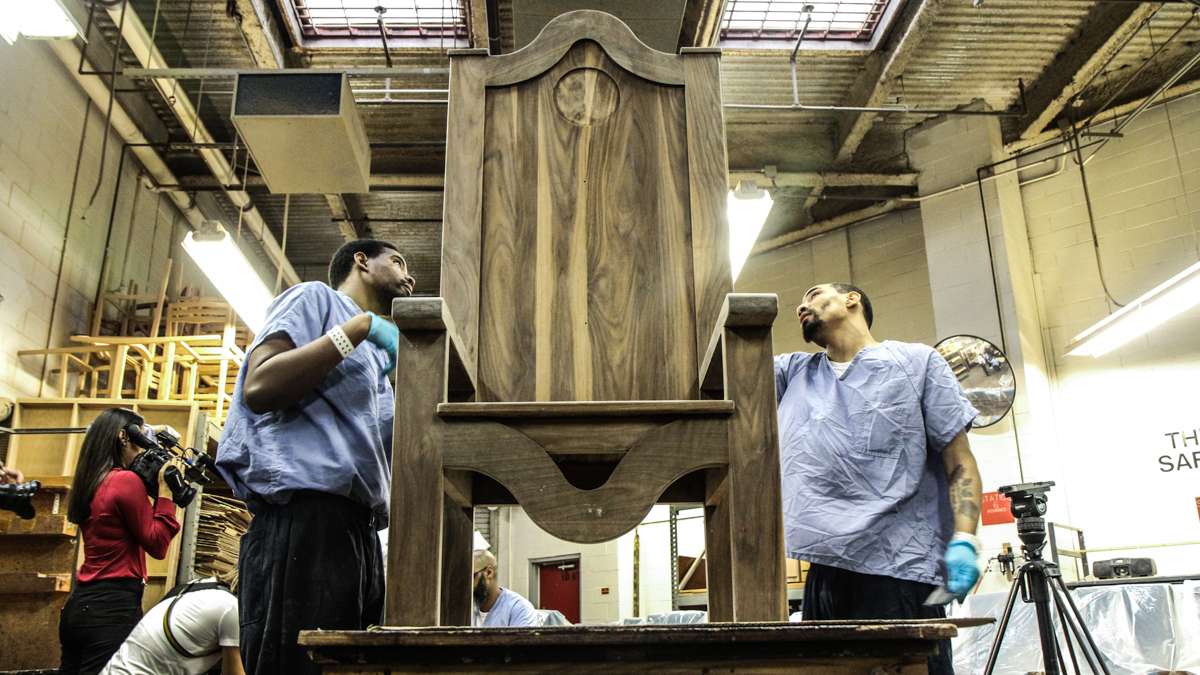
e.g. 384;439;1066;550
704;469;734;622
725;325;788;622
441;498;474;626
385;329;448;626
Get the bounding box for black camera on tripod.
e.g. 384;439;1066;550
0;479;41;519
125;424;217;508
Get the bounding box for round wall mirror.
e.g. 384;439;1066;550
933;335;1015;428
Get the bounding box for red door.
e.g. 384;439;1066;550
537;561;580;624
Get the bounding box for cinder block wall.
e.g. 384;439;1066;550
1019;95;1200;574
736;208;938;354
0;38;191;401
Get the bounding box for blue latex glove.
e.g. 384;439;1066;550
944;533;981;599
365;312;398;374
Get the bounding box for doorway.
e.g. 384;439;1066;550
531;556;581;624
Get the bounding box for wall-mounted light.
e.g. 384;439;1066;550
0;0;81;45
1066;259;1200;357
727;180;773;282
182;221;274;334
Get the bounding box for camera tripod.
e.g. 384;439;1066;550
984;483;1110;675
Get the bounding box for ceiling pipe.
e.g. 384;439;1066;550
48;39;207;230
99;2;298;287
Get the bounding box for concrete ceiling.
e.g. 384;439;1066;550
82;0;1200;283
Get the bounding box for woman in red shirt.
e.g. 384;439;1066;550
59;408;181;675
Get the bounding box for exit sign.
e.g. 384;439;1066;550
981;491;1015;526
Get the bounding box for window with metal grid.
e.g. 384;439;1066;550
292;0;468;40
720;0;891;41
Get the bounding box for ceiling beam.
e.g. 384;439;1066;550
103;2;300;287
1013;3;1161;142
751;200;908;256
677;0;726;50
228;0;291;68
832;0;949;167
324;194;370;241
728;171;918;188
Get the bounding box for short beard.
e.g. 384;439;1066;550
473;577;489;606
802;317;825;345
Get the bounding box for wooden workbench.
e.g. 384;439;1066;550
300;619;987;674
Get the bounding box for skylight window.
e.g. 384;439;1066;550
720;0;891;42
292;0;467;41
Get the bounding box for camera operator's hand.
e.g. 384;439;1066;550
0;464;24;484
156;459;182;499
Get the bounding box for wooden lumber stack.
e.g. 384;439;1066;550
0;479;75;670
193;494;250;585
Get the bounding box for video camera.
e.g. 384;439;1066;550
126;424;217;507
0;479;40;519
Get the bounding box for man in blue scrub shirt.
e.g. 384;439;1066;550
775;283;983;675
216;239;414;675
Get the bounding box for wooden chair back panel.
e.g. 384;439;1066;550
476;40;698;403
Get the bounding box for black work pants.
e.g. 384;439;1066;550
238;491;385;675
59;578;144;675
802;563;954;675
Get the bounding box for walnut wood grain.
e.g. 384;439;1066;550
683;51;735;374
484;10;685;86
724;323;787;621
440;498;473;627
441;419;727;543
300;622;959;674
437;400;734;418
701;294;780;396
704;468;734;622
440;52;487;374
392;297;477;399
386;329;448;626
478;40;696;403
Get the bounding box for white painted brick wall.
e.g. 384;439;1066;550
735;209;937;354
1020;94;1200;574
0;38;192;400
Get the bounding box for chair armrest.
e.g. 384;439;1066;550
392;297;477;398
699;293;778;396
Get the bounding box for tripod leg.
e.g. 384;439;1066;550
984;566;1028;675
1050;586;1081;674
1033;587;1062;675
1054;576;1112;675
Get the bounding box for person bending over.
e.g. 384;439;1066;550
775;283;983;675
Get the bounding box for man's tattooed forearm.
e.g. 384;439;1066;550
948;464;981;522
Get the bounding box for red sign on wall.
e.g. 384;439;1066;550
981;491;1015;526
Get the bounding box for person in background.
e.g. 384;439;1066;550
216;239;414;674
775;283;984;675
100;571;242;675
60;408;182;675
471;550;538;628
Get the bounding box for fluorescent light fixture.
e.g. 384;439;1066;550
182;222;274;334
0;0;81;44
727;180;773;281
1066;258;1200;357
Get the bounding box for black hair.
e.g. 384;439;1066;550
831;282;873;328
328;239;403;288
68;408;144;524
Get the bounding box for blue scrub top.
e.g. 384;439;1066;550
216;282;395;527
475;588;538;627
775;341;977;586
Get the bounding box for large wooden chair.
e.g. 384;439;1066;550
387;10;785;626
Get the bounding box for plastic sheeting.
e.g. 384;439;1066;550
620;611;707;625
535;609;571;626
952;580;1200;674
